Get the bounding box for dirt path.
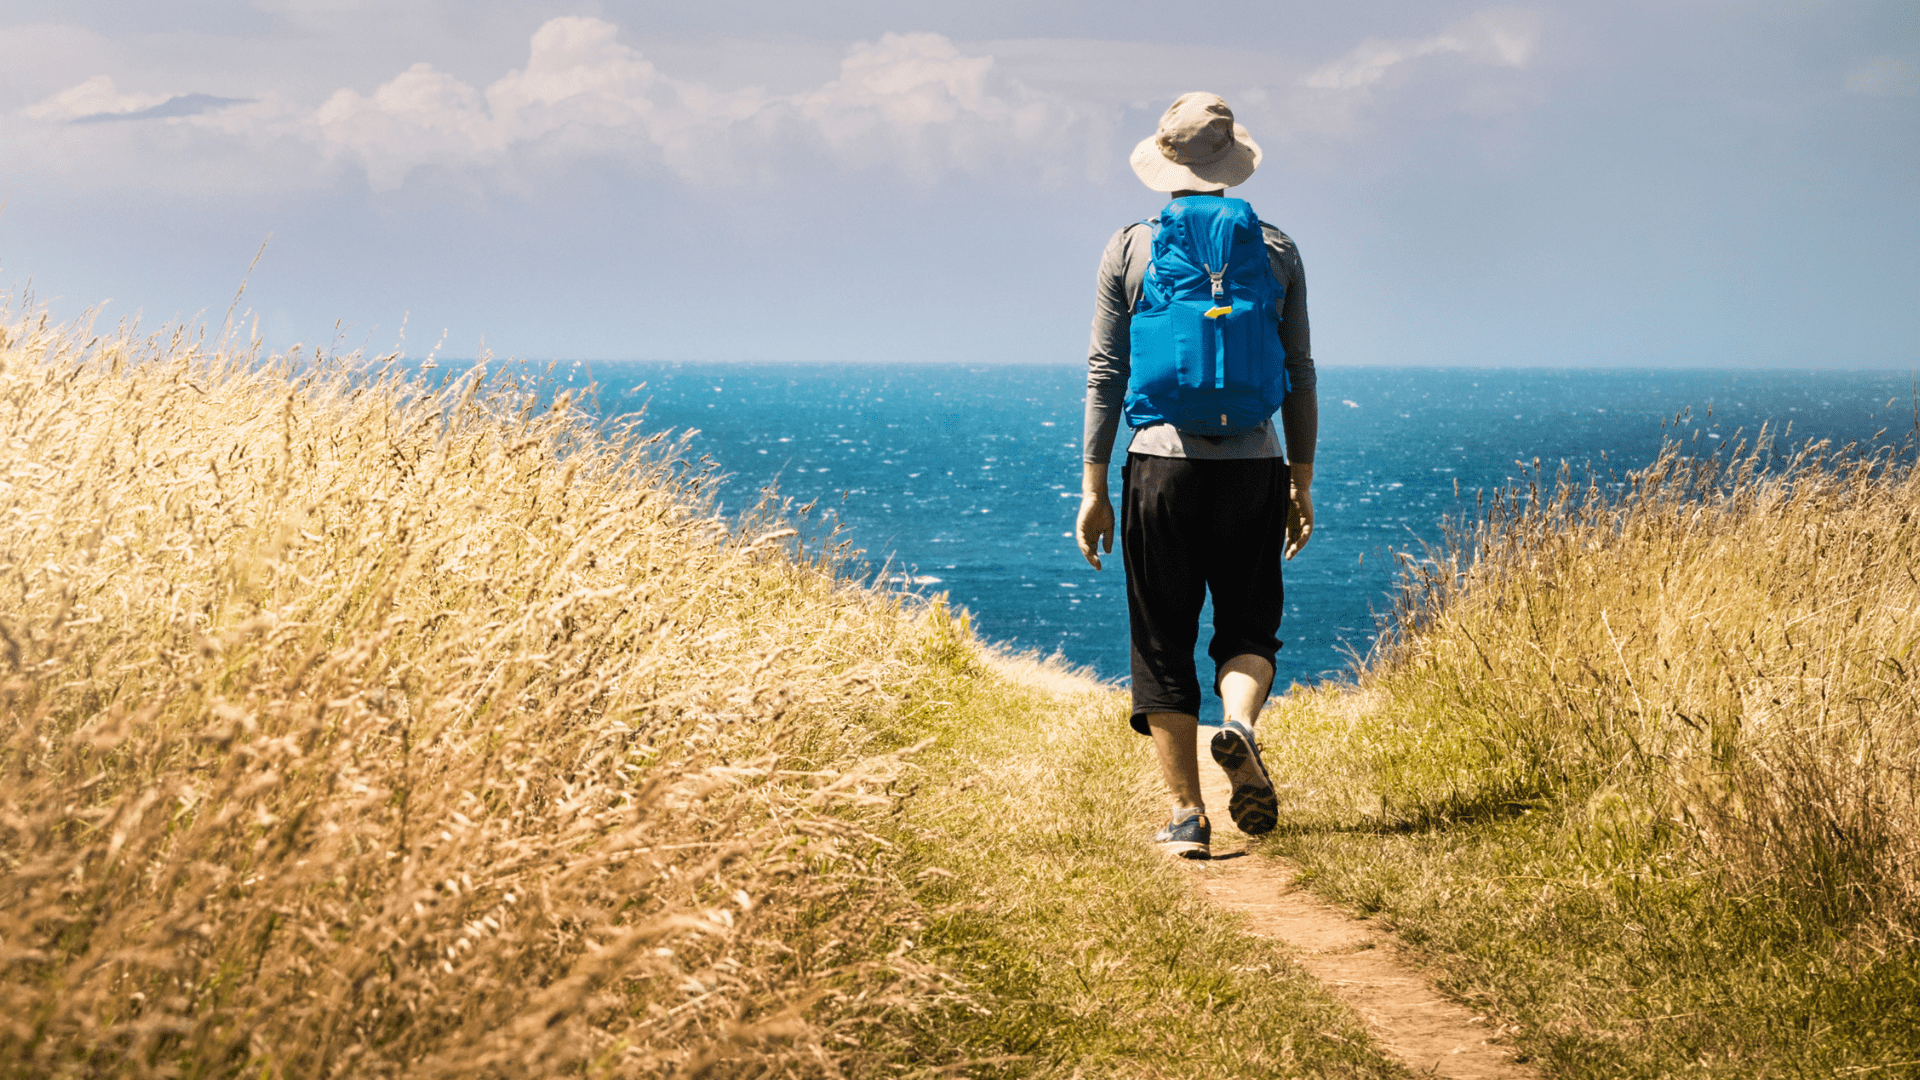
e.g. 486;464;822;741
1191;745;1539;1080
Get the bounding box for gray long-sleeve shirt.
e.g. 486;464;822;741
1084;216;1319;464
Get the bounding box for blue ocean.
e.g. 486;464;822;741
568;364;1915;719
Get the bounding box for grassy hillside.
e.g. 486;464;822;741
9;304;1912;1078
1259;427;1920;1076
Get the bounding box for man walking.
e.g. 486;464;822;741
1076;92;1318;859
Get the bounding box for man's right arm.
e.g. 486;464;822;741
1078;461;1114;570
1079;226;1135;570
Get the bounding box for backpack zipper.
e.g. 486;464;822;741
1201;263;1232;319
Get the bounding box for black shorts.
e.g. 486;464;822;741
1120;452;1288;734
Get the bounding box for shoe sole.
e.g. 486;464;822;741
1210;725;1278;836
1159;840;1210;859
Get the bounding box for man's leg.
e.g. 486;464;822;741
1145;708;1210;858
1217;654;1275;728
1203;458;1290;835
1145;711;1204;811
1122;454;1214;855
1210;652;1283;837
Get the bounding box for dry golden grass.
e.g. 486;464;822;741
1373;425;1920;944
0;310;967;1078
1253;422;1920;1076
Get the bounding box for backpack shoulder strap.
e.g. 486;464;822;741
1258;220;1292;288
1123;220;1156;313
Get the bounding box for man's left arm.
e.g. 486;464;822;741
1274;235;1317;560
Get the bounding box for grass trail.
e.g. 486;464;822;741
875;647;1408;1078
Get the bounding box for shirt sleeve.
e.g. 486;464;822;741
1083;225;1137;465
1265;224;1319;466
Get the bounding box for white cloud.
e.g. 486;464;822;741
1844;56;1920;97
794;32;1086;182
313;64;498;187
1303;11;1540;90
307;18;673;187
486;17;661;124
1304;36;1468;90
21;75;170;121
805;33;996;135
12;18;1096;192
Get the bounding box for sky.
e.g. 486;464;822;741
1;1;1915;368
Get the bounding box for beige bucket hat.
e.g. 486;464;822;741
1129;92;1262;192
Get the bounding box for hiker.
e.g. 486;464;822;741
1076;92;1318;859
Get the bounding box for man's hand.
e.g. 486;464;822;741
1285;462;1314;561
1077;461;1115;570
1078;495;1114;569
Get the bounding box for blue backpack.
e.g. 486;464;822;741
1125;195;1289;435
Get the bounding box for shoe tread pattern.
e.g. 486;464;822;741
1211;726;1277;836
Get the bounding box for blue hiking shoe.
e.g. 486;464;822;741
1153;807;1211;859
1210;719;1278;836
